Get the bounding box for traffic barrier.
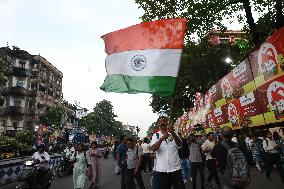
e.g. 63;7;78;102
0;153;61;186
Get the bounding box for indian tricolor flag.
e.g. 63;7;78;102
100;18;187;97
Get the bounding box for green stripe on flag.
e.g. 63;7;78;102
100;74;176;97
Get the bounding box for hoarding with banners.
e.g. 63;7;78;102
176;26;284;133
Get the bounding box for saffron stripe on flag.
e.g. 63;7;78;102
105;49;182;77
101;18;187;55
100;74;176;97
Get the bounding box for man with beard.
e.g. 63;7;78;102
150;116;185;189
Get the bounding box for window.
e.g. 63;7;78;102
14;99;21;107
31;82;37;89
219;38;229;44
0;99;4;106
28;101;33;109
16;81;25;87
12;122;18;130
19;61;26;68
33;64;38;70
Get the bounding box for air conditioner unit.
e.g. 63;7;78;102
16;81;25;87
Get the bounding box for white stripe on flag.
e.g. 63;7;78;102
105;49;182;77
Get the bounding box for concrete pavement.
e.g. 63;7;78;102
1;157;283;189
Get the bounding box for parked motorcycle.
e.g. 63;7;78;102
56;155;73;177
16;159;54;189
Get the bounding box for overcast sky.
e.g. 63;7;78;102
0;0;157;137
0;0;246;137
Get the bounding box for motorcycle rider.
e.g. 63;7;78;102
64;143;75;159
31;144;50;183
32;143;50;163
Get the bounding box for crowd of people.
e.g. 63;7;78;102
29;116;284;189
114;116;284;189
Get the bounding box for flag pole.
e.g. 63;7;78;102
169;95;176;126
168;56;183;127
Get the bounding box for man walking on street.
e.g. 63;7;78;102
202;132;220;188
125;137;145;189
178;133;190;184
188;134;205;189
150;116;185;189
212;126;250;189
117;135;128;189
263;131;284;182
142;138;152;174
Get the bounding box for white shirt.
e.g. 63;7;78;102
126;147;143;169
263;138;278;153
201;139;215;160
141;143;151;154
151;132;181;173
245;137;251;145
231;137;238;143
32;151;50;162
64;147;75;157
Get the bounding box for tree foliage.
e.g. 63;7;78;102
135;0;283;119
81;100;132;137
0;51;7;89
41;105;66;128
15;130;36;146
135;0;284;46
150;39;246;119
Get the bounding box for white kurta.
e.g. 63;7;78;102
72;151;89;189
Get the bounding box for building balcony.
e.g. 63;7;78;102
27;108;36;115
7;106;26;115
0;107;6;115
10;87;28;96
31;71;39;78
10;67;29;77
0;96;5;106
29;89;37;97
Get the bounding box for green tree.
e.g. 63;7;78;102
15;130;36;146
135;0;283;46
150;39;244;119
41;105;66;128
82;100;129;137
0;51;7;88
135;0;282;119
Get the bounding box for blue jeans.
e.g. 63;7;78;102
151;171;158;189
180;158;191;180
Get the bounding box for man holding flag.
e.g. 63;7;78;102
150;116;185;189
100;18;187;189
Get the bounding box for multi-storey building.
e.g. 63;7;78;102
123;124;137;136
0;46;63;135
207;30;245;45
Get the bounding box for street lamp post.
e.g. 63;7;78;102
136;126;140;139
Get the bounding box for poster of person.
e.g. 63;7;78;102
204;84;221;111
258;74;284;123
238;91;265;127
221;77;233;100
249;27;284;87
227;102;240;128
209;59;255;110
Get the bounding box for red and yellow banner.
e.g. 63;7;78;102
176;27;284;133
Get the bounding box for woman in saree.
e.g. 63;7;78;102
89;141;102;188
72;143;89;189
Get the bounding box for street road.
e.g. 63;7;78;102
1;157;283;189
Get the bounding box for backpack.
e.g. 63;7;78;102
221;141;250;188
